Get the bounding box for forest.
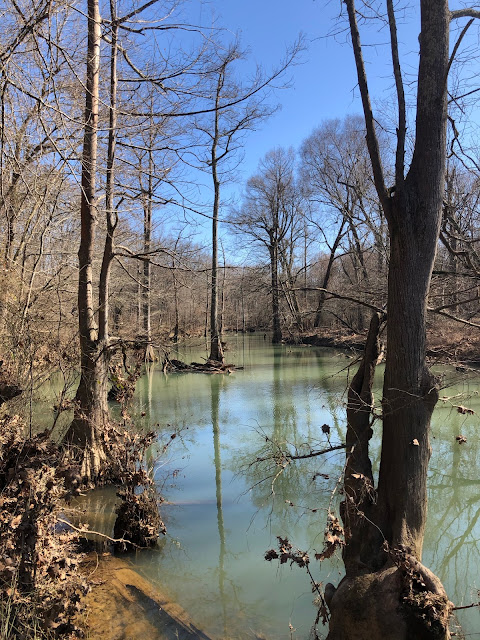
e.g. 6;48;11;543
2;0;480;639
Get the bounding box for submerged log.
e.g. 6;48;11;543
80;554;215;640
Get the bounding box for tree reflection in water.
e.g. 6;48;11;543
68;338;480;639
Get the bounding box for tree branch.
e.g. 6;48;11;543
446;18;474;80
297;286;385;314
387;0;406;191
344;0;389;214
427;306;480;328
254;443;346;465
450;9;480;21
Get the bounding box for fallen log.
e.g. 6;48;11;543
80;554;215;640
163;356;242;374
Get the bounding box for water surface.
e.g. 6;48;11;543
78;335;480;638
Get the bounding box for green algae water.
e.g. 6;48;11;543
72;335;480;638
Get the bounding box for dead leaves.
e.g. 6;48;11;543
0;415;88;638
264;521;338;631
315;512;345;562
114;488;165;550
456;405;474;415
264;536;310;568
265;512;345;569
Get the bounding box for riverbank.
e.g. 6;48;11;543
5;332;480;640
287;324;480;366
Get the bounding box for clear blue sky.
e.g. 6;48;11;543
174;0;415;243
187;0;420;184
194;0;363;181
165;0;480;245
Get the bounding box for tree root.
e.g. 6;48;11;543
326;558;452;640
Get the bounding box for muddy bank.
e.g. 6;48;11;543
294;333;367;351
291;329;480;367
80;553;214;640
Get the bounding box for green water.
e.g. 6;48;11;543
78;335;480;638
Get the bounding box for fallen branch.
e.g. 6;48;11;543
57;517;141;549
427;306;480;329
452;601;480;611
163;355;242;374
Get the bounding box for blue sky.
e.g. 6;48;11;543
194;0;364;182
187;0;420;184
162;1;480;246
171;0;417;243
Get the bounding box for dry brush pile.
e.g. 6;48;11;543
0;413;171;638
0;415;88;639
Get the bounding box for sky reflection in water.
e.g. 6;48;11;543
77;335;480;639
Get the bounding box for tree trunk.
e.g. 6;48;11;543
374;0;448;564
141;143;155;362
98;9;117;347
208;69;225;364
314;219;346;328
279;249;303;330
208;159;224;361
270;240;282;344
340;312;382;573
326;1;453;638
64;0;107;481
172;262;179;343
67;341;109;479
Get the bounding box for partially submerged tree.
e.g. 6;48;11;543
325;2;480;639
192;39;300;360
63;0;105;480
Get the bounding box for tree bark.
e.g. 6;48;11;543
375;0;448;563
341;312;383;574
326;1;453;637
270;238;282;344
64;0;107;480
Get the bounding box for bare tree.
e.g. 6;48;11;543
63;0;106;479
299;116;381;329
191;39;300;360
325;2;480;639
232;147;299;343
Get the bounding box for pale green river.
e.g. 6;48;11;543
46;334;480;638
